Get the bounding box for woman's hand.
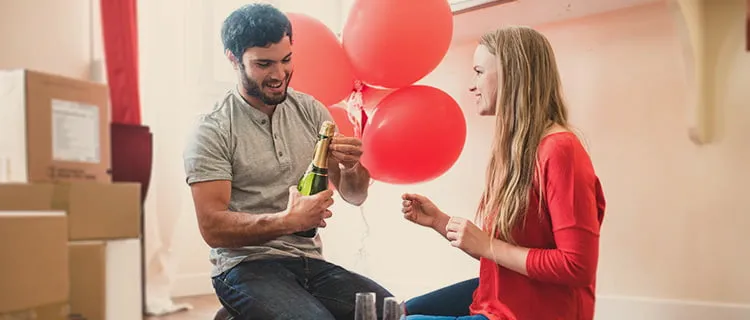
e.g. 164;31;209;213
446;217;492;259
401;193;449;232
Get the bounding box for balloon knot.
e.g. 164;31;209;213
353;80;365;93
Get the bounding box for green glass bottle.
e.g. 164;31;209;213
294;120;336;237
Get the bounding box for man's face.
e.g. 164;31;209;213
235;35;294;106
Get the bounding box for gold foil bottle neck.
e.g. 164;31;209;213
312;121;336;169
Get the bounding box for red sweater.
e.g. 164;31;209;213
469;132;606;320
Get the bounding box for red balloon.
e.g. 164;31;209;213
361;85;466;184
342;0;453;89
361;85;394;113
287;12;356;106
328;104;355;137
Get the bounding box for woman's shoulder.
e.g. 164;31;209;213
538;131;591;169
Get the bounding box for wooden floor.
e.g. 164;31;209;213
145;295;222;320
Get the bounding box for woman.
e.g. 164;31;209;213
400;26;606;320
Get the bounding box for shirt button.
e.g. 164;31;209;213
278;151;283;157
261;119;267;124
274;134;278;139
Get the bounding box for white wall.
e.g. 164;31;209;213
0;0;94;80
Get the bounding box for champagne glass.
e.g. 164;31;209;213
382;297;403;320
355;292;377;320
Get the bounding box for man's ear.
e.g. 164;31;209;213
226;49;239;70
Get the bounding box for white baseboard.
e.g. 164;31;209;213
171;272;214;298
596;295;750;320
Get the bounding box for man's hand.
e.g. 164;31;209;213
282;186;334;233
326;132;370;206
329;133;363;169
446;217;492;259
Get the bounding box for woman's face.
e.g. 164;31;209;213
469;44;499;116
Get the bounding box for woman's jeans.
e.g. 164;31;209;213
403;278;486;320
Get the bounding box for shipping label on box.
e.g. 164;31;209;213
51;99;101;164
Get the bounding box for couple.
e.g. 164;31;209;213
182;3;606;320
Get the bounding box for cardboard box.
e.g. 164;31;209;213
0;211;69;314
0;302;70;320
53;182;141;241
69;239;142;320
0;183;54;211
0;69;111;184
0;182;141;241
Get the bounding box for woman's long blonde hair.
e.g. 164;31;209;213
476;26;569;244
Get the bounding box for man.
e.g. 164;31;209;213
182;3;393;319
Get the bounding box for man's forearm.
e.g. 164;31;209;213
334;162;370;206
201;209;292;248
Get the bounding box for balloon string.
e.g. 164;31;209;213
354;203;370;274
352;179;376;274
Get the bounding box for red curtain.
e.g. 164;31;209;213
100;0;142;125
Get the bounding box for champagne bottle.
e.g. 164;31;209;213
293;120;336;238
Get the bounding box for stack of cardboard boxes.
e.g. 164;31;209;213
0;69;143;319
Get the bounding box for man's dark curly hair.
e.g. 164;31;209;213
221;3;293;61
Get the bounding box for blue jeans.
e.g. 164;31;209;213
404;278;485;320
212;256;393;320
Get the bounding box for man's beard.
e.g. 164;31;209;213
240;70;292;106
